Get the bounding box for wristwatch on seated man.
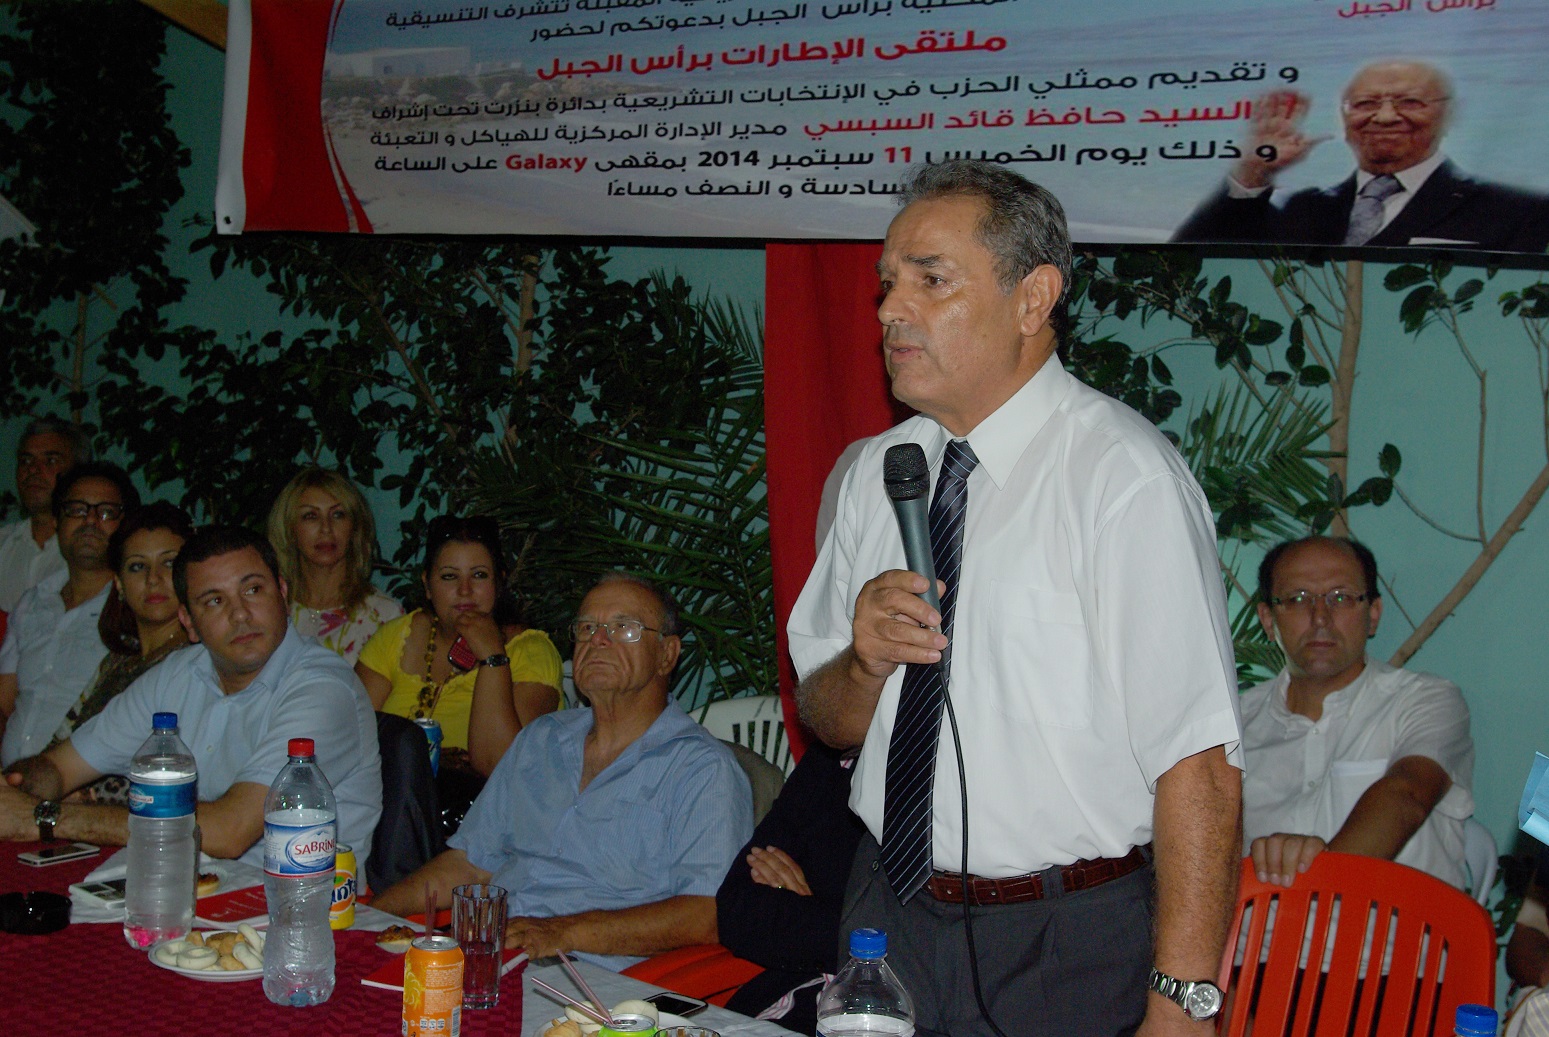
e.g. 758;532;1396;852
34;800;62;842
1148;967;1224;1021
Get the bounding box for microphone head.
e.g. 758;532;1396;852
883;443;929;501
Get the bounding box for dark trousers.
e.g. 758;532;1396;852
840;833;1154;1037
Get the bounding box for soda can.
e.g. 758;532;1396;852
330;843;356;930
600;1016;659;1036
414;717;442;775
403;934;464;1037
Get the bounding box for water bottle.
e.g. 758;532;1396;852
123;711;198;949
1454;1003;1498;1037
816;928;917;1036
262;737;338;1006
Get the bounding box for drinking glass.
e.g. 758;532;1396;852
451;883;507;1008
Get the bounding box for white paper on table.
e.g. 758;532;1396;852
72;852;264;925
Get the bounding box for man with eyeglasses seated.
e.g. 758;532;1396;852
1242;535;1473;889
1173;60;1549;251
371;572;752;969
0;462;139;767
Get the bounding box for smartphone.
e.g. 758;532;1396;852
69;877;128;906
447;635;478;671
645;991;709;1017
18;841;100;867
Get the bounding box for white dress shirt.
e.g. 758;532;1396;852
0;569;110;765
0;518;63;614
1241;655;1473;889
71;626;383;873
788;359;1244;877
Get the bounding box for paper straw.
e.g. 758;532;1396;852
532;977;611;1025
558;949;614;1024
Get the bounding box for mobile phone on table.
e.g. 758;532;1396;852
69;877;128;906
18;841;100;867
447;635;478;671
645;991;709;1017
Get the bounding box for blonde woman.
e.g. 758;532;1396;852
266;467;401;664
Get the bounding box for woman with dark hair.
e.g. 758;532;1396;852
48;502;194;804
355;515;562;778
266;467;401;664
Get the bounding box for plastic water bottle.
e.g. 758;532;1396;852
262;737;338;1006
1454;1003;1498;1036
816;928;917;1036
123;711;198;949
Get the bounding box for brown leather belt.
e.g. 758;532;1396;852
927;844;1151;905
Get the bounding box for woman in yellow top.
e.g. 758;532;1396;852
355;515;562;777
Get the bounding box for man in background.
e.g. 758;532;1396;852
1242;536;1473;889
373;572;752;971
1174;60;1549;251
0;461;136;766
0;418;92;613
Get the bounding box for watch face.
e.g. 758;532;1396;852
1184;982;1223;1020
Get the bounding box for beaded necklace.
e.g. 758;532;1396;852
414;613;449;719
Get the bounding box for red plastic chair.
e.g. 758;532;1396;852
1220;852;1496;1037
621;943;767;1007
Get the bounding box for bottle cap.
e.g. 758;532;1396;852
1455;1004;1497;1036
849;927;887;959
287;737;316;758
152;711;178;730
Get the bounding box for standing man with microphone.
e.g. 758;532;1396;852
789;161;1244;1037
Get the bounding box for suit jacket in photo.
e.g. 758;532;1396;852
1172;160;1549;252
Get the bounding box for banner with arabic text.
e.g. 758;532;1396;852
216;0;1549;249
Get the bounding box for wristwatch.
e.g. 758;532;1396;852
479;653;511;669
34;800;62;842
1148;967;1224;1021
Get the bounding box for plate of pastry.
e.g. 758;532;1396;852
149;924;265;982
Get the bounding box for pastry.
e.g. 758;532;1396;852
197;872;220;896
376;924;418;952
176;946;219;970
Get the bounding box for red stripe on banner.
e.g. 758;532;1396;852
243;0;361;232
765;242;909;762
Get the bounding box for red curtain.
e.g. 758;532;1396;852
764;243;910;759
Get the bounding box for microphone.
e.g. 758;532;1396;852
883;443;940;614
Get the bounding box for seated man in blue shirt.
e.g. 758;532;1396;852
0;525;382;873
372;572;752;970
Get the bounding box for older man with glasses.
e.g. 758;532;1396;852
1241;535;1474;889
0;418;93;613
0;462;139;766
371;571;752;971
1174;60;1549;251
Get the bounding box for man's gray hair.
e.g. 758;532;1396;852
896;160;1073;337
20;417;92;465
591;571;681;637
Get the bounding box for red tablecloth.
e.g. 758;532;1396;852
2;841;525;1036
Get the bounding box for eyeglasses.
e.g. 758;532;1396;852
1341;95;1448;116
60;500;126;522
570;619;663;643
1267;590;1371;612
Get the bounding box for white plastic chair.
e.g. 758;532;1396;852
699;694;794;777
1463;817;1498;906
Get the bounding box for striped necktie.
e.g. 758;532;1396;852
879;438;980;903
1343;174;1403;246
